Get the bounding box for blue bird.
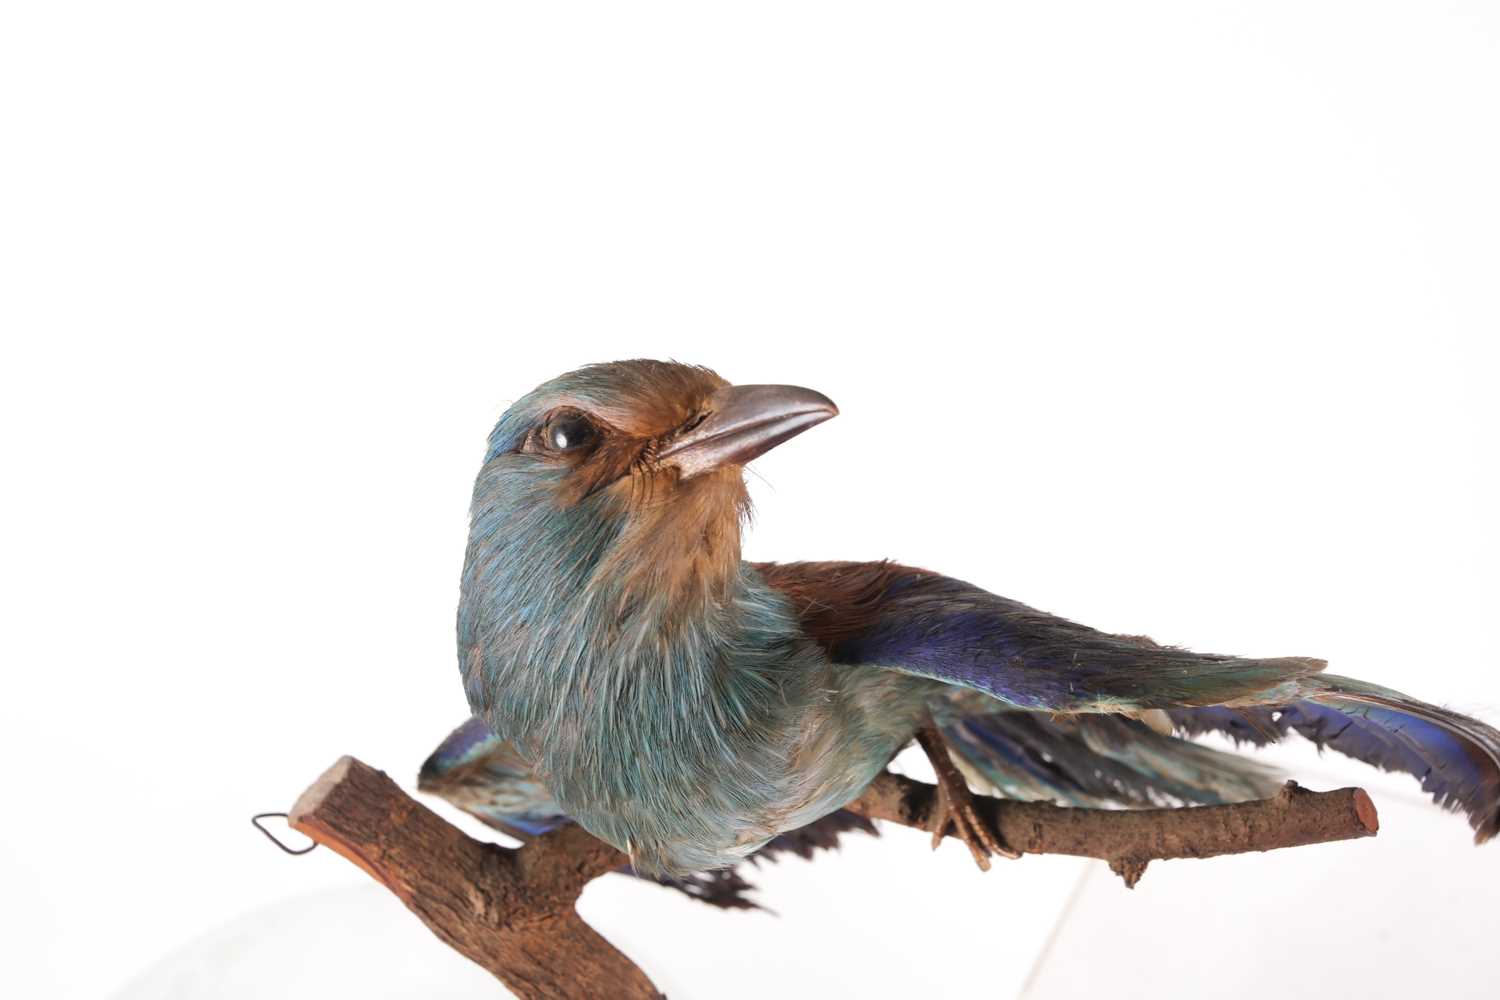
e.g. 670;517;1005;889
426;359;1500;877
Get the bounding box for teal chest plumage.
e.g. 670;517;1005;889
459;459;927;872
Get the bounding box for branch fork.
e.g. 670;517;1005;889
283;756;1377;998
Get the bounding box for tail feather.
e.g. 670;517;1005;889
1171;675;1500;843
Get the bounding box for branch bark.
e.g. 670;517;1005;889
844;771;1378;887
283;757;1378;996
288;757;662;1000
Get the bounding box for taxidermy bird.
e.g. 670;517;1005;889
423;359;1500;879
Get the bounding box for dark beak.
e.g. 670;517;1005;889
657;384;838;479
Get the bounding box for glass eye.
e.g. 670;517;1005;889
542;412;597;453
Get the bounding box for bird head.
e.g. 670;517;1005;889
467;359;837;619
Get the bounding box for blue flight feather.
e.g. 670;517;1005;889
1170;675;1500;841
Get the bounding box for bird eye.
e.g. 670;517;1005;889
540;412;598;454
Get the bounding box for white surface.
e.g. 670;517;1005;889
112;887;502;1000
115;831;1089;1000
3;3;1498;998
1026;794;1500;1000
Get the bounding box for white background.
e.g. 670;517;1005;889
4;3;1498;997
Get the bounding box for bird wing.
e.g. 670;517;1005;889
941;710;1283;808
1170;676;1500;842
753;560;1325;712
755;561;1500;840
417;716;567;839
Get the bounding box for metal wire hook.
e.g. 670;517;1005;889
251;812;318;856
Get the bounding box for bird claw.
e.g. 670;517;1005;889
927;770;1019;870
916;723;1019;871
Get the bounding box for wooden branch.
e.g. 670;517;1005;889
282;757;1379;996
288;757;662;1000
844;771;1379;887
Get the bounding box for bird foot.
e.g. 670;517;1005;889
915;723;1019;870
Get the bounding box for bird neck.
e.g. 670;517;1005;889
460;465;786;747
